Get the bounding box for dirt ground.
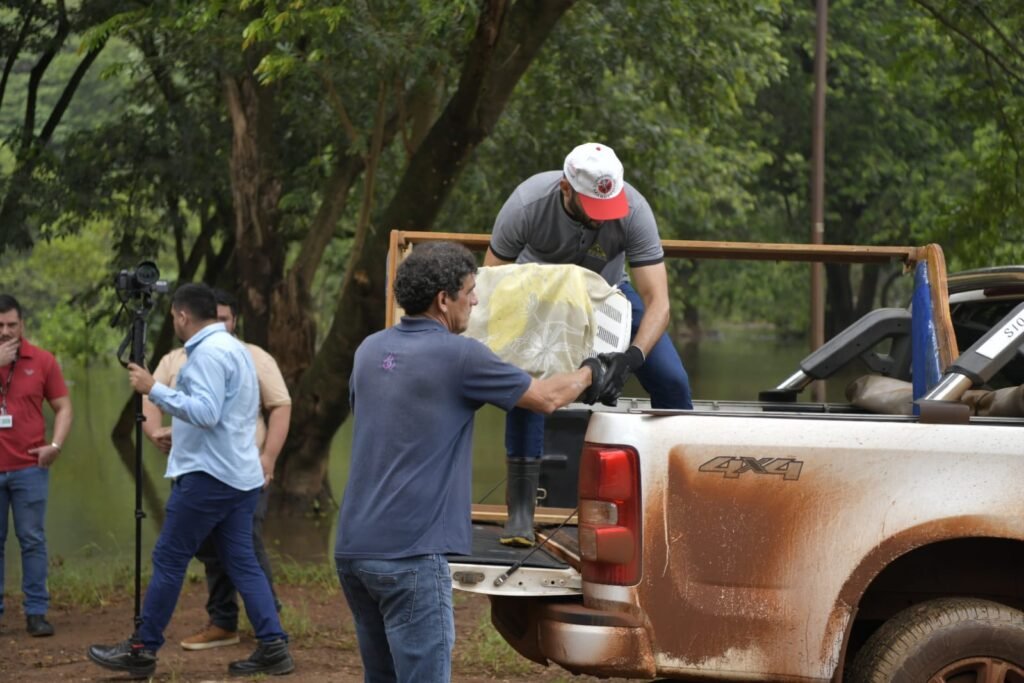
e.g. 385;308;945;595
0;581;642;682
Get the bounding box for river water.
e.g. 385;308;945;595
2;330;810;580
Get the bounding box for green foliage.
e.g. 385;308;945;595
0;223;126;366
680;260;811;336
80;9;147;52
5;0;1024;355
443;0;788;242
905;0;1024;267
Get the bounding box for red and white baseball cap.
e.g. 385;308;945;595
563;142;628;221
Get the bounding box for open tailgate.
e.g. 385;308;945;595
448;506;581;597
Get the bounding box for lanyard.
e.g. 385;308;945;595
0;359;15;414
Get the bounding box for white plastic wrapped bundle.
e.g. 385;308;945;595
464;263;631;378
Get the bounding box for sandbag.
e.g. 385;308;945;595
974;384;1024;417
464;263;631;378
846;374;1024;418
845;375;914;415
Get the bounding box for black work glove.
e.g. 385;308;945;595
578;356;608;405
597;345;645;406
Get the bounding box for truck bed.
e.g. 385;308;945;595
448;519;582;597
448;521;578;569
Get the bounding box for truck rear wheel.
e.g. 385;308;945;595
848;597;1024;683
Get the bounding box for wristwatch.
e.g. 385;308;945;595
50;441;62;452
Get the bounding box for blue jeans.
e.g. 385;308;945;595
504;409;545;458
136;472;286;651
336;554;454;683
619;282;693;410
0;466;49;616
505;281;693;457
195;488;280;631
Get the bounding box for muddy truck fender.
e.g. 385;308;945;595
515;409;1024;681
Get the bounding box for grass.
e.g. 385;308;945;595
269;555;339;593
48;557;149;609
44;552;337;610
278;598;317;639
43;554;557;678
456;609;537;676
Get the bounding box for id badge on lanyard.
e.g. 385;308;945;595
0;361;14;428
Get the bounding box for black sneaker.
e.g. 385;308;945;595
26;614;54;637
87;639;157;679
228;638;294;676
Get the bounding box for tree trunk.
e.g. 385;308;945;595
266;0;577;553
223;66;284;350
824;262;853;339
824;262;882;338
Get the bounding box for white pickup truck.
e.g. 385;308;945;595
387;232;1024;682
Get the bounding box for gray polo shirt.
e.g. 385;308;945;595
490;170;664;286
334;317;532;559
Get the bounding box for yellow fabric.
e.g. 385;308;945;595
465;264;629;378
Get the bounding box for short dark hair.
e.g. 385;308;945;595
212;288;239;318
394;242;477;315
171;283;218;321
0;294;22;319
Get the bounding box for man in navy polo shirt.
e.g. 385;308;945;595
334;241;602;682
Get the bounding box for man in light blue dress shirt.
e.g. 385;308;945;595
87;283;294;679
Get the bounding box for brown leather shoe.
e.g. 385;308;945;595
180;623;240;651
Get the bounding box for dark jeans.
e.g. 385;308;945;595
0;466;49;616
196;488;280;631
336;554;454;683
618;281;693;410
505;280;693;458
137;472;286;651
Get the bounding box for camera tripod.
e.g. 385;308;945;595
114;291;157;632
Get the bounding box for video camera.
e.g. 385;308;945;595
110;260;169;632
114;261;169;298
111;259;167;366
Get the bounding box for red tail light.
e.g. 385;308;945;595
578;444;641;585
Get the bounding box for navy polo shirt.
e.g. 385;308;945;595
334;317;532;559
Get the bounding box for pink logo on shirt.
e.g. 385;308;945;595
381;353;396;371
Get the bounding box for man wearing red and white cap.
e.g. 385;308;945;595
486;142;692;546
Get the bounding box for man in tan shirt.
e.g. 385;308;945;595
142;289;291;650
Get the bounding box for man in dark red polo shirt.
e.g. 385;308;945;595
0;294;72;637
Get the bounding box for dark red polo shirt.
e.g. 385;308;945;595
0;337;69;472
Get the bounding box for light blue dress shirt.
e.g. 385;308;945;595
148;322;263;492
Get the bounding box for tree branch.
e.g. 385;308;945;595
966;0;1024;66
291;67;443;287
291;155;362;287
23;2;70;149
0;1;39;112
319;69;359;144
348;80;388;271
912;0;1024;88
39;45;104;143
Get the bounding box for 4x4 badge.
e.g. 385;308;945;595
698;456;804;481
